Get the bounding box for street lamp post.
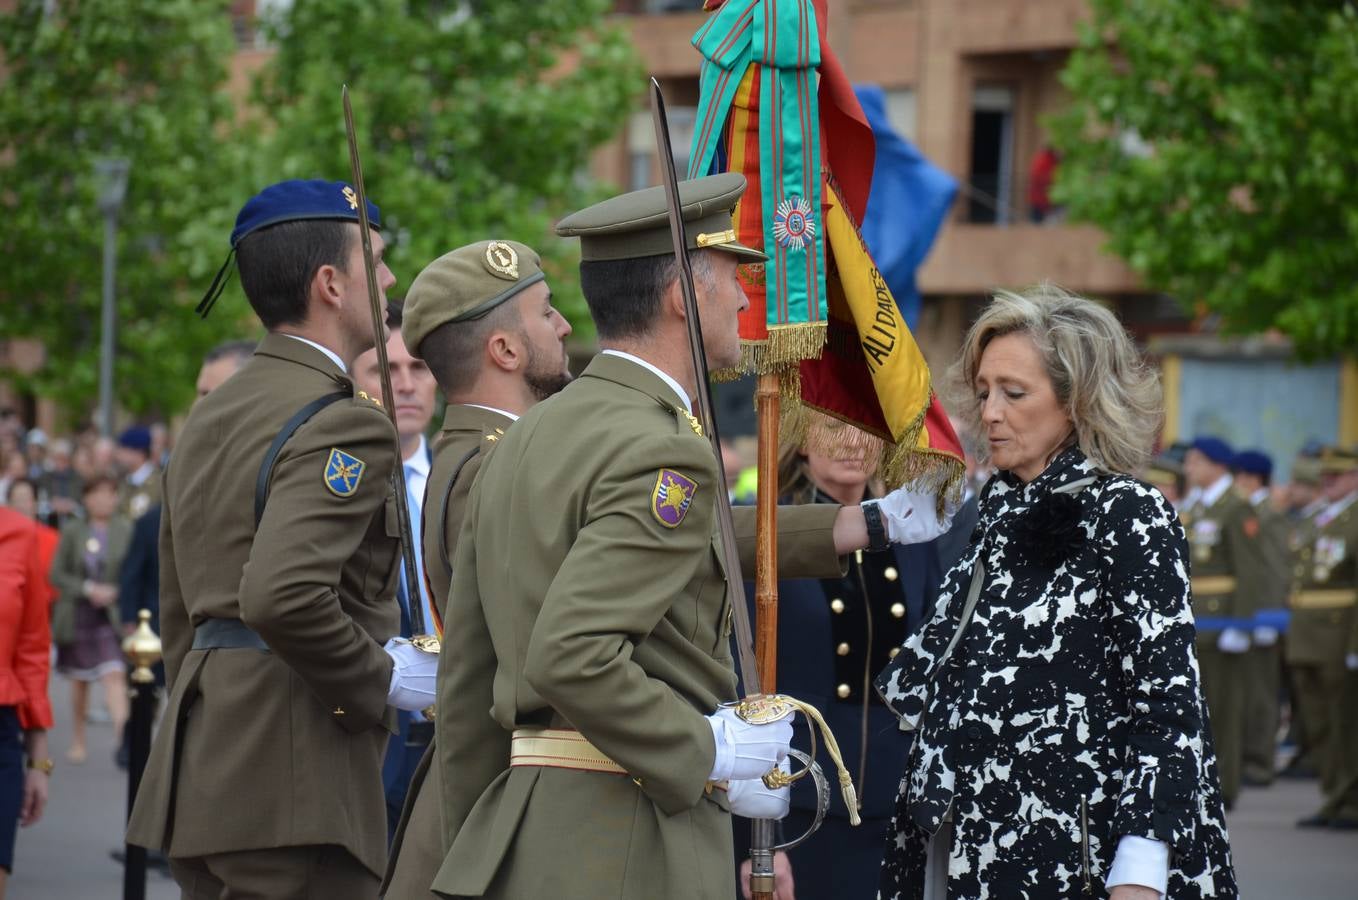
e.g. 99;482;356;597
94;158;130;437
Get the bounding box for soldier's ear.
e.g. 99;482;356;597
662;275;688;323
310;263;344;313
485;329;522;374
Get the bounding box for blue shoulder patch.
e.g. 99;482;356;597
324;448;366;498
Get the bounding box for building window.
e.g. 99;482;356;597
967;84;1014;225
627;107;696;190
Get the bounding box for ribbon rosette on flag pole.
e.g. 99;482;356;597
688;0;964;494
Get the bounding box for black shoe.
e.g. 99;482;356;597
1331;817;1358;831
1297;813;1332;828
110;846;171;873
1278;763;1318;780
114;741;130;770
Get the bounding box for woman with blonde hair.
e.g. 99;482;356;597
876;286;1235;899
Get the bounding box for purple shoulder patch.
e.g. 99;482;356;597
651;468;698;528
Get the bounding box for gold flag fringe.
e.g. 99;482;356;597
712;322;827;382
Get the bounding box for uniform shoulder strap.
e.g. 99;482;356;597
255;391;350;527
435;444;483;576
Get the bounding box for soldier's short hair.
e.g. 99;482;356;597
203;339;257;367
418;299;522;396
578;249;715;342
236;220;352;329
950;283;1163;476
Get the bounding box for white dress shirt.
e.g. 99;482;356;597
600;349;692;410
282;333;347;374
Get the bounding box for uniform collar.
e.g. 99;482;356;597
598;349;691;410
440;404;516;435
463;403;519;423
254;332;350;386
281;334;347;374
1200;473;1234;509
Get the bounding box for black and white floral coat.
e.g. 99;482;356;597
876;448;1236;899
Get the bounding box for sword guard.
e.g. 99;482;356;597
407;633;442;654
726;692;862;827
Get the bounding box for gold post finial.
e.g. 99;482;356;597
122;609;163;685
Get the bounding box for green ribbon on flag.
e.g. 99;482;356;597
690;0;825;337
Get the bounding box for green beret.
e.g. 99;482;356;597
401;240;545;359
555;172;766;263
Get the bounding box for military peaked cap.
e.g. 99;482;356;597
555;172;766;262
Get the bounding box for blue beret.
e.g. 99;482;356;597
230;179;381;247
1191;436;1234;466
117;426;152;452
1232;449;1272;477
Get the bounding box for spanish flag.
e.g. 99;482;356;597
689;0;962;492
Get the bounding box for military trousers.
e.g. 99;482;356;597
1198;643;1244;805
169;844;379;900
1320;668;1358;820
1242;643;1281;784
1290;660;1347;796
382;743;443;899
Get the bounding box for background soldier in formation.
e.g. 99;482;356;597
125;180;435;898
1292;447;1358;829
382;238;573;898
1180;436;1264;810
1230;449;1290;788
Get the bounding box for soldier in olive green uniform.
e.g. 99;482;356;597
382;240;573;899
1232;449;1291;786
430;174;959;900
1181;436;1265;808
1294;448;1358;829
126;180;437;898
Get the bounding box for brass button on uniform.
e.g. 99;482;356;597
836;642;851;656
884;566;898;582
332;707;345;716
890;602;906;619
836;683;851;699
889;647;900;659
830;598;845;614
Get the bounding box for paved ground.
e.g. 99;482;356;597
11;680;1358;898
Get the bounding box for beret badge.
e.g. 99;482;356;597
485;241;520;280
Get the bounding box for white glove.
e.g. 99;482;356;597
1252;626;1279;647
726;758;792;819
869;485;960;546
1346;653;1358;672
707;707;792;782
385;637;438;712
1217;628;1251;655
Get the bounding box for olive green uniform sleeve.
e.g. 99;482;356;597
522;432;720;815
239;402;397;733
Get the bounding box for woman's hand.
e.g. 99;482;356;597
87;582;117;608
1109;885;1160;900
20;769;48;826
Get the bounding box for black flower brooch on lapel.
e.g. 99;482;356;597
1014;491;1086;568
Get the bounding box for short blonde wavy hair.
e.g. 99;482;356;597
949;284;1163;476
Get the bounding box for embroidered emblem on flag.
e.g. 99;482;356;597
772;196;815;251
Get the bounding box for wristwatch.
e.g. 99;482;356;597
27;757;55;775
861;500;890;553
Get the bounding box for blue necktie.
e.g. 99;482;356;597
400;462;432;636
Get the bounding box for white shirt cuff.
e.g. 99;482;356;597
707;716;734;782
1106;834;1169;896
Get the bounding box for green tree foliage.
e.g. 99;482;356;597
248;0;643;339
1052;0;1358;357
0;0;252;421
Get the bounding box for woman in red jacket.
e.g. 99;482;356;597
0;506;53;897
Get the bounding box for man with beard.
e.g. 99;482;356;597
381;239;572;898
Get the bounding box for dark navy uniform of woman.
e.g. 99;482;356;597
733;414;942;900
